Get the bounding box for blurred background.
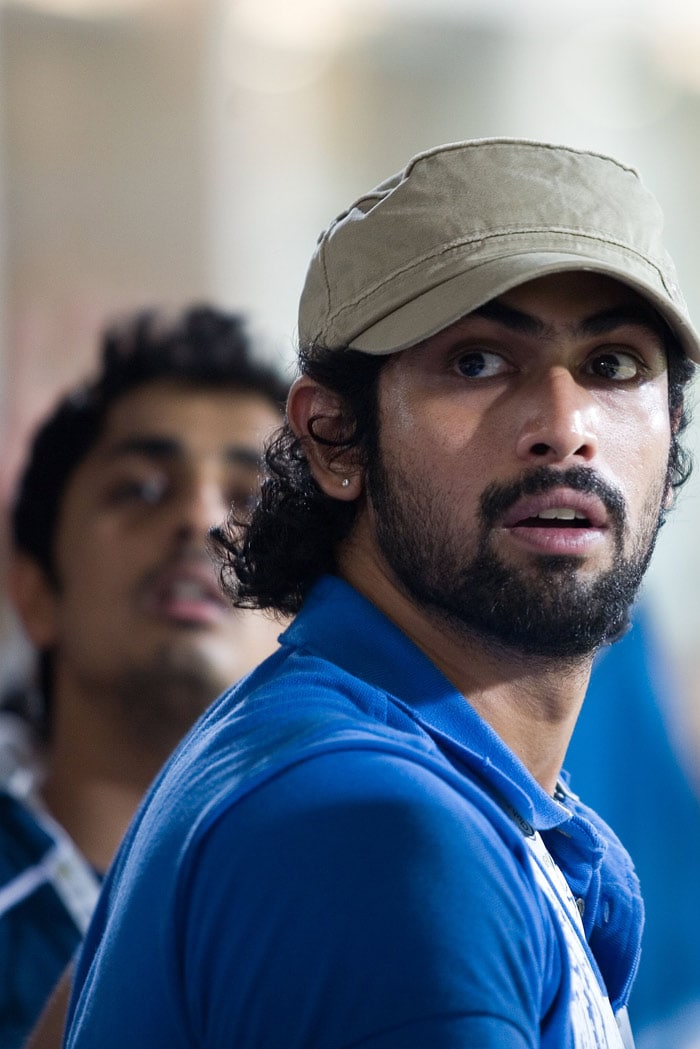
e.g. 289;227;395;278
1;0;700;1043
4;0;700;682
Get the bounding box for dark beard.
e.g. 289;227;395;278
367;458;665;660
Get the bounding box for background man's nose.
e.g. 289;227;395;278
174;476;230;541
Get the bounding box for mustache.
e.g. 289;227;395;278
479;466;627;536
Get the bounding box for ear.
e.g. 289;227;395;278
7;551;60;648
287;376;363;500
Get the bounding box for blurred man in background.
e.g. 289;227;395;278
0;305;287;1048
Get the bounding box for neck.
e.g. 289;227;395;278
338;536;594;796
41;675;195;871
41;756;147;873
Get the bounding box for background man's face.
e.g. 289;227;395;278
42;379;282;722
364;272;673;657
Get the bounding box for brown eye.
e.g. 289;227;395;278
456;350;508;379
589;351;640;381
109;475;168;506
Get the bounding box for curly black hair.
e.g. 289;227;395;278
215;329;695;617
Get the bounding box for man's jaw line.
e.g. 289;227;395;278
350;530;601;676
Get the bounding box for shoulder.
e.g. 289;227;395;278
177;747;553;1046
119;647;540;918
181;745;549;959
70;700;560;1048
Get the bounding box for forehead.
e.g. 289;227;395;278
427;271;669;349
92;380;281;461
494;271;665;325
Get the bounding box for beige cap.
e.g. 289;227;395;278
298;138;700;361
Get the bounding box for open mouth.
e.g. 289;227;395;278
517;508;592;529
141;558;231;625
501;489;607;531
498;488;610;556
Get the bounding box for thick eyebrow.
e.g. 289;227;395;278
103;435;262;469
472;300;546;335
472;300;667;343
577;304;667;342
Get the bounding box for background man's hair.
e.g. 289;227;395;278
216;329;695;617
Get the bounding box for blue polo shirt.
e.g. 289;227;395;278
65;576;642;1048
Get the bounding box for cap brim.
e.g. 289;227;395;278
348;252;700;362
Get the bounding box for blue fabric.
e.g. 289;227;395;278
65;576;642;1049
0;792;83;1049
565;605;700;1045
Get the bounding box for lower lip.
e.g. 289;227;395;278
503;525;607;556
145;595;228;627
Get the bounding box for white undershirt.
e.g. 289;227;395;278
526;829;630;1048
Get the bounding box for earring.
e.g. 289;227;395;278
341;478;350;488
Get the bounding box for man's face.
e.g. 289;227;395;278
38;379;282;732
361;272;674;658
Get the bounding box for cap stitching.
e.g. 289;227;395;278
325;227;670;324
403;138;640;180
318;235;334;325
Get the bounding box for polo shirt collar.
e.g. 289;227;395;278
283;575;579;834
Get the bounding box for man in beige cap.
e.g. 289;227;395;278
57;140;698;1048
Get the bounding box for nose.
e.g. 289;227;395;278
174;474;230;542
515;368;599;465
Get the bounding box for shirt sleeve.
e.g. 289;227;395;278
180;747;551;1048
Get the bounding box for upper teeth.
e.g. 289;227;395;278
535;508;586;521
